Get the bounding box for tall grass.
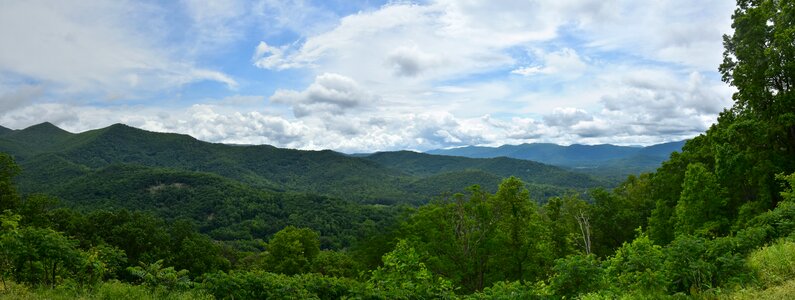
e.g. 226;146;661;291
0;280;212;300
746;240;795;287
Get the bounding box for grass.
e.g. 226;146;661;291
0;280;212;300
746;239;795;287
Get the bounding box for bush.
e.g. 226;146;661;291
202;271;367;300
464;280;550;299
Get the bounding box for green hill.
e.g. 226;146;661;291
364;151;600;189
0;125;12;136
2;123;601;205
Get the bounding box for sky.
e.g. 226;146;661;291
0;0;737;152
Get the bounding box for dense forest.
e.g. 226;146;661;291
1;0;795;299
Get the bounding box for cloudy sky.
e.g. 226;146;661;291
0;0;736;152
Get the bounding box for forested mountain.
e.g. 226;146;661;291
427;140;686;182
0;122;600;206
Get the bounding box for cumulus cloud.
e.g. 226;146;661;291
0;0;739;151
543;107;593;127
512;48;588;79
0;0;237;99
270;73;378;117
0;85;45;113
385;46;443;77
253;41;309;70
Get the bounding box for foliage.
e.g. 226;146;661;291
463;280;550;299
368;240;456;299
549;254;604;298
675;163;729;237
310;250;360;278
127;260;191;292
263;226;320;275
604;233;667;295
747;239;795;288
203;271;367;300
0;153;20;211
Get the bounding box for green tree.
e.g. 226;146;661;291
368;240;455;299
715;0;795;225
401;185;499;292
490;177;547;283
310;250;360;278
542;194;592;257
14;227;82;287
128;259;191;293
0;153;21;211
604;233;667;295
674;163;729;236
264;226;320;275
549;254;604;298
0;210;21;290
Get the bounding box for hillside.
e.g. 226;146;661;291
1;123;601;205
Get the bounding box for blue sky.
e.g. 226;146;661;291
0;0;736;152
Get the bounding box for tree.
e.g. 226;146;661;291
490;177;546;283
549;254;604;298
127;259;191;293
400;185;499;292
264;226;320;275
717;0;795;216
720;0;795;121
674;163;729;236
310;250;360;278
541;195;592;257
368;240;455;299
0;210;21;290
0;153;21;212
14;227;82;287
604;233;667;295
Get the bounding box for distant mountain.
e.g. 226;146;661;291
427;141;686;183
363;151;597;188
0;122;604;206
0;125;12;136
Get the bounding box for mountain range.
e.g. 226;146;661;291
0;122;603;206
427;141;686;182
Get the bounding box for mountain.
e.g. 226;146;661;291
363;151;597;188
1;122;603;206
0;125;12;136
426;141;686;182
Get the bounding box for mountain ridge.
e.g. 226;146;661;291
0;122;602;205
426;140;686;182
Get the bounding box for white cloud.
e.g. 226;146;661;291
512;48;588;79
182;0;249;53
0;0;739;152
385;46;443;77
0;0;237;99
0;85;45;113
543;107;593;127
270;73;378;117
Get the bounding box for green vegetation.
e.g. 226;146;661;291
0;122;601;207
1;0;794;298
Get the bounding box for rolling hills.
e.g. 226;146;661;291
0;122;603;206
